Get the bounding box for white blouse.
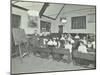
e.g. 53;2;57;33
92;41;95;49
78;45;88;53
75;35;80;39
53;41;57;46
47;40;53;45
65;44;72;53
60;37;65;40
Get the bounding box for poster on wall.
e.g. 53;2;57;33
28;15;39;28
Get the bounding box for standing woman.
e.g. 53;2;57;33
30;30;40;55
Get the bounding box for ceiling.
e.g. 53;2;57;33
12;0;96;20
43;3;64;18
12;1;44;12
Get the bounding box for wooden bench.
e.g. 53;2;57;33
52;48;71;62
33;47;51;58
72;50;96;66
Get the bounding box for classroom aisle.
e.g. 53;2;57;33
12;54;88;74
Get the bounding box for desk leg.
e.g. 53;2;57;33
25;42;29;57
19;44;23;63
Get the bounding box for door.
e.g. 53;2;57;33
59;25;63;33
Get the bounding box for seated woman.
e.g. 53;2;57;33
38;37;50;59
52;38;57;48
47;38;53;46
56;37;61;48
57;41;61;48
87;41;92;48
60;34;65;40
64;34;68;39
67;33;72;39
75;34;80;39
43;38;48;47
78;41;88;53
62;40;72;63
67;34;75;44
92;40;95;50
47;38;54;51
64;40;72;53
87;41;95;52
80;36;87;45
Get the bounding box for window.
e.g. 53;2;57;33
71;16;86;29
11;14;21;28
40;21;51;32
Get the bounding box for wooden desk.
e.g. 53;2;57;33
34;47;51;53
73;50;95;61
52;48;71;62
32;47;51;58
72;50;96;66
87;48;96;52
53;48;70;55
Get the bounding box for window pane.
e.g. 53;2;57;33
71;16;86;29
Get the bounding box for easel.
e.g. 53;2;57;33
12;28;29;63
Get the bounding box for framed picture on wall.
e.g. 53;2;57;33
28;15;39;28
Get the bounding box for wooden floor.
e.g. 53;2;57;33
11;53;92;74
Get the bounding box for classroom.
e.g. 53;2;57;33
11;0;96;74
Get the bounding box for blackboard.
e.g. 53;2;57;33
12;28;28;58
12;28;27;45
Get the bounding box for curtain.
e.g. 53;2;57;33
71;16;86;29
